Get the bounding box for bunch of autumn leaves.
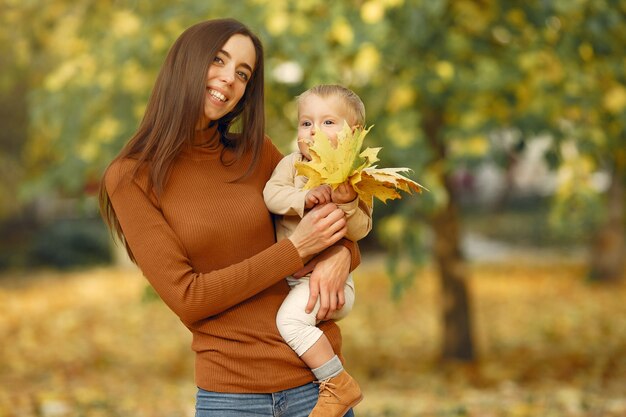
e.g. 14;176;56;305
295;123;426;207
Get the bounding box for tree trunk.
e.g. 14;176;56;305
423;109;475;362
432;175;475;361
589;168;625;282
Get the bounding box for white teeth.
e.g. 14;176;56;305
208;89;227;102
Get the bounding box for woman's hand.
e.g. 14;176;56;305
293;245;351;321
288;203;347;259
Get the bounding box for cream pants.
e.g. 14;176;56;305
276;274;355;357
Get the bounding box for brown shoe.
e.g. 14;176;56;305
309;370;363;417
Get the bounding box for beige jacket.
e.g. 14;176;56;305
263;152;373;249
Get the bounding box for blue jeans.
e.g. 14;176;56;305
195;382;356;417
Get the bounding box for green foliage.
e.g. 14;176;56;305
1;0;624;278
27;219;112;269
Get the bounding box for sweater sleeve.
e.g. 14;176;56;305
263;153;309;217
104;161;304;324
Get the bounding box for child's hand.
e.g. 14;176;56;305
332;181;357;204
305;185;332;209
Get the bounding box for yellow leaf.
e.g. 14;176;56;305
354;175;402;204
294;160;324;189
295;124;427;207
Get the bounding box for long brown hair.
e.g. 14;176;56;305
99;18;265;261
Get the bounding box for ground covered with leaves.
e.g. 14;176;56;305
1;257;625;417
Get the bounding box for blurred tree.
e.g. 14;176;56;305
6;0;624;358
540;0;626;282
260;0;626;358
12;1;257;200
0;2;29;219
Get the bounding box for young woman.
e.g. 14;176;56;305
99;18;358;417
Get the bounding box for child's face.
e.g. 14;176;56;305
297;94;356;160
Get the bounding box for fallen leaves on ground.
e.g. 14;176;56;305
0;258;625;417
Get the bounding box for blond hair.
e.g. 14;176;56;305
297;84;365;127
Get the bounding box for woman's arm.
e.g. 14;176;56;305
105;167;303;323
293;240;360;321
105;158;347;324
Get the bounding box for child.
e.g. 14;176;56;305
263;85;372;417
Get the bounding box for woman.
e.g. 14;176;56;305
99;18;359;416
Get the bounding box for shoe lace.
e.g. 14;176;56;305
315;378;339;399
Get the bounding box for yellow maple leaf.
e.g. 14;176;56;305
294;123;427;207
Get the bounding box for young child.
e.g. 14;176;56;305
263;85;372;417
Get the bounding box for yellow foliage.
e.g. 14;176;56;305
13;38;31;66
450;136;489;158
97;71;115;90
45;61;78;92
386;85;416;113
459;110;485;130
134;103;148;120
121;61;151;94
554;141;597;200
385;121;416;148
93;117;121;144
578;42;594;62
538;51;564;83
46;14;86;57
506;8;527;27
290;15;312;36
453;0;492;34
266;12;289;36
151;33;169;53
603;84;626;114
77;141;100;164
427;79;444;94
378;214;407;243
492;26;512;44
45;54;98;91
330;18;354;46
353;43;381;82
80;116;120;163
435;61;455;82
294;123;425;207
112;10;141;38
361;0;386;24
382;0;404;6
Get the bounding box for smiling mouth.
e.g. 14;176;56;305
208;88;227;102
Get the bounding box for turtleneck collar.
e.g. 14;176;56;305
180;124;223;160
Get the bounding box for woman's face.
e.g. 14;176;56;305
200;34;256;127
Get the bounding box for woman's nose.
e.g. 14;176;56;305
219;67;235;84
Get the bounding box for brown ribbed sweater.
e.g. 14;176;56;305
104;128;359;393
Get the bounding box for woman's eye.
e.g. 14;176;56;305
213;57;224;64
237;71;250;81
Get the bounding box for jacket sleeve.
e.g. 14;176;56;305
263;153;309;217
104;160;304;324
337;197;373;242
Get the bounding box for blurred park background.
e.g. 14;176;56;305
1;0;625;416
